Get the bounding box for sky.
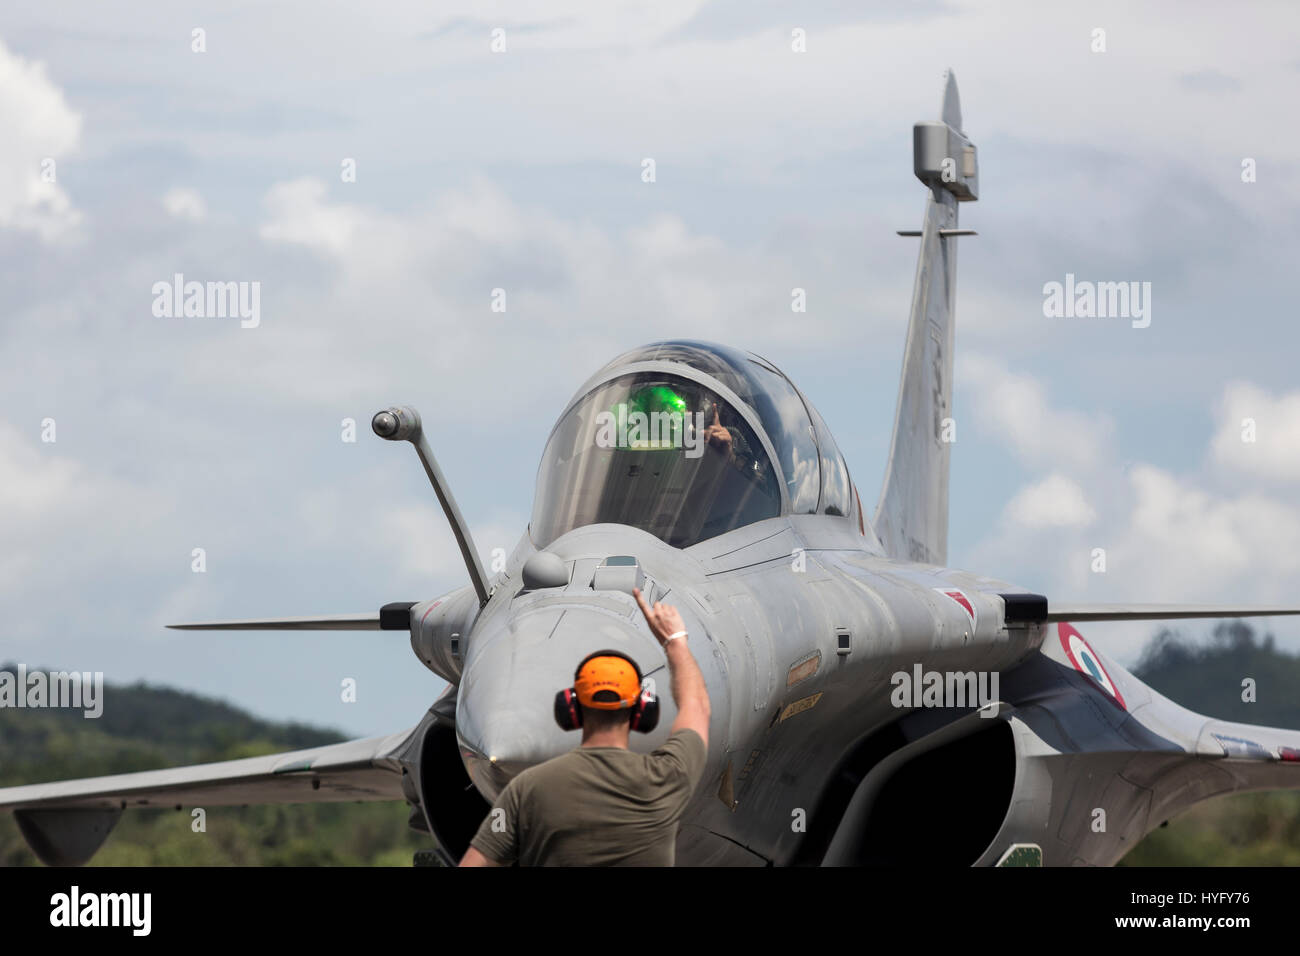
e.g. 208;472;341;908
3;1;1300;737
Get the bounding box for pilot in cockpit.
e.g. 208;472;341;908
700;401;757;472
531;374;783;549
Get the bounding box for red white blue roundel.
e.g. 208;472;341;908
1058;622;1126;710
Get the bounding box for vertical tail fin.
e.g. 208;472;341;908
873;70;978;566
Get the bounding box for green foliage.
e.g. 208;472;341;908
0;674;426;866
1123;623;1300;866
1131;622;1300;727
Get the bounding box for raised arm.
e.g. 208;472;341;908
633;588;710;747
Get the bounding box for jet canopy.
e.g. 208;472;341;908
530;341;857;549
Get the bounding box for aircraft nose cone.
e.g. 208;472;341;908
477;712;548;769
456;605;662;800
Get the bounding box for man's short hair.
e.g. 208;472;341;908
581;703;633;732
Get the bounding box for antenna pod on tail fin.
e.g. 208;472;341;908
874;70;978;566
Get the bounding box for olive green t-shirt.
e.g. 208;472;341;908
470;728;707;866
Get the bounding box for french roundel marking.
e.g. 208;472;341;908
933;588;977;630
1058;622;1126;711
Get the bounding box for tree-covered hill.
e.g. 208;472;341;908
0;672;423;866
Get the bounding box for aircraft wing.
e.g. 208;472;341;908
1044;603;1300;623
0;728;415;864
166;613;382;630
967;620;1300;865
0;729;412;810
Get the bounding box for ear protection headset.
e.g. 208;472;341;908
554;649;659;734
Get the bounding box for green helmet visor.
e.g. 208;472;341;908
614;385;692;450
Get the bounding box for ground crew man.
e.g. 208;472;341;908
459;587;709;866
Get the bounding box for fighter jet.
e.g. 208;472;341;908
5;71;1300;867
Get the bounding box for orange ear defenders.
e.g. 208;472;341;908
554;649;659;733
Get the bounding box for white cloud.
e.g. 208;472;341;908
0;421;166;602
1003;473;1096;529
964;369;1300;634
231;175;843;412
0;37;81;241
1211;381;1300;482
961;353;1113;471
1120;464;1300;586
295;481;526;594
162;187;207;223
259;178;370;255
